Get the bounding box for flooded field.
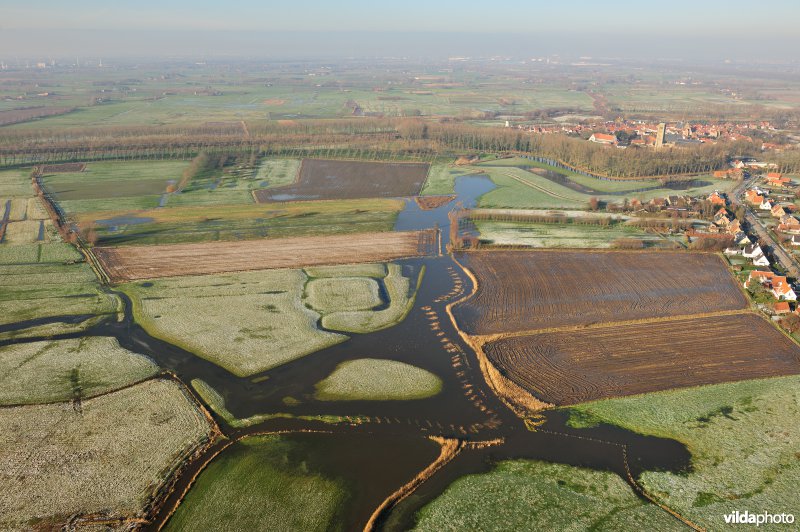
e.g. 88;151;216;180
1;173;697;530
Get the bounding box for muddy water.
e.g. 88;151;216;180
1;174;692;531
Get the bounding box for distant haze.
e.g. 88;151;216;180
2;0;799;62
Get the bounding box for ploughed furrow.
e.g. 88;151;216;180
95;230;437;282
454;250;748;335
482;313;800;406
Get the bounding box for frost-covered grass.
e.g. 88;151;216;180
568;375;800;530
166;434;347;532
254;158;301;188
0;261;118;326
475;220;681;248
305;277;382;313
315;358;442;401
0;379;213;530
8;198;28;221
26;197;50;220
304;262;386;278
321;264;422;333
414;460;683;531
0;337;158;405
122;269;347;377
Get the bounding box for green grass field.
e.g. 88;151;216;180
0;337;158;405
414;459;683;531
315;359;442;401
166;434;348;532
419;162;476;196
41;160;187;201
567;375;800;530
77;197;404;245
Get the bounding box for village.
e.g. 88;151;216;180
514;119;790;151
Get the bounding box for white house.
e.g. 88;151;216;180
790;235;800;246
724;247;742;256
760;199;774;211
743;245;763;258
753;254;771;267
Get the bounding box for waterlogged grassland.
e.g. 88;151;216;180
122;269;347;377
414;460;683;531
0;243;119;338
568;375;800;529
255;158;302;188
166;435;348;532
78;197;404;245
0;379;213;530
475;220;682;248
0;337;158;405
191;379;365;428
305;277;382;313
321;264;422;334
315;359;442;401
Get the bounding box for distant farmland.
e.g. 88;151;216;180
483;314;800;405
95;229;438;282
0;106;74;127
254;159;429;202
453;250;748;335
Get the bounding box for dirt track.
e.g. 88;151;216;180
95;229;437;282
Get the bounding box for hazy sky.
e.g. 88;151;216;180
2;0;799;60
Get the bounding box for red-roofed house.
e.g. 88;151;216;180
772;277;797;301
708;192;726;206
773;301;791;315
745;270;774;288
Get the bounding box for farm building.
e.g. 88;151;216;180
588;133;617;145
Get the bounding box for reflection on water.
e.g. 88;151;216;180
394;175;495;240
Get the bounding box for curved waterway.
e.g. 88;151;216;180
0;175;691;531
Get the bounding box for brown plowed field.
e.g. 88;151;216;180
484;313;800;405
95;229;437;282
454;250;748;335
254;159;429;202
